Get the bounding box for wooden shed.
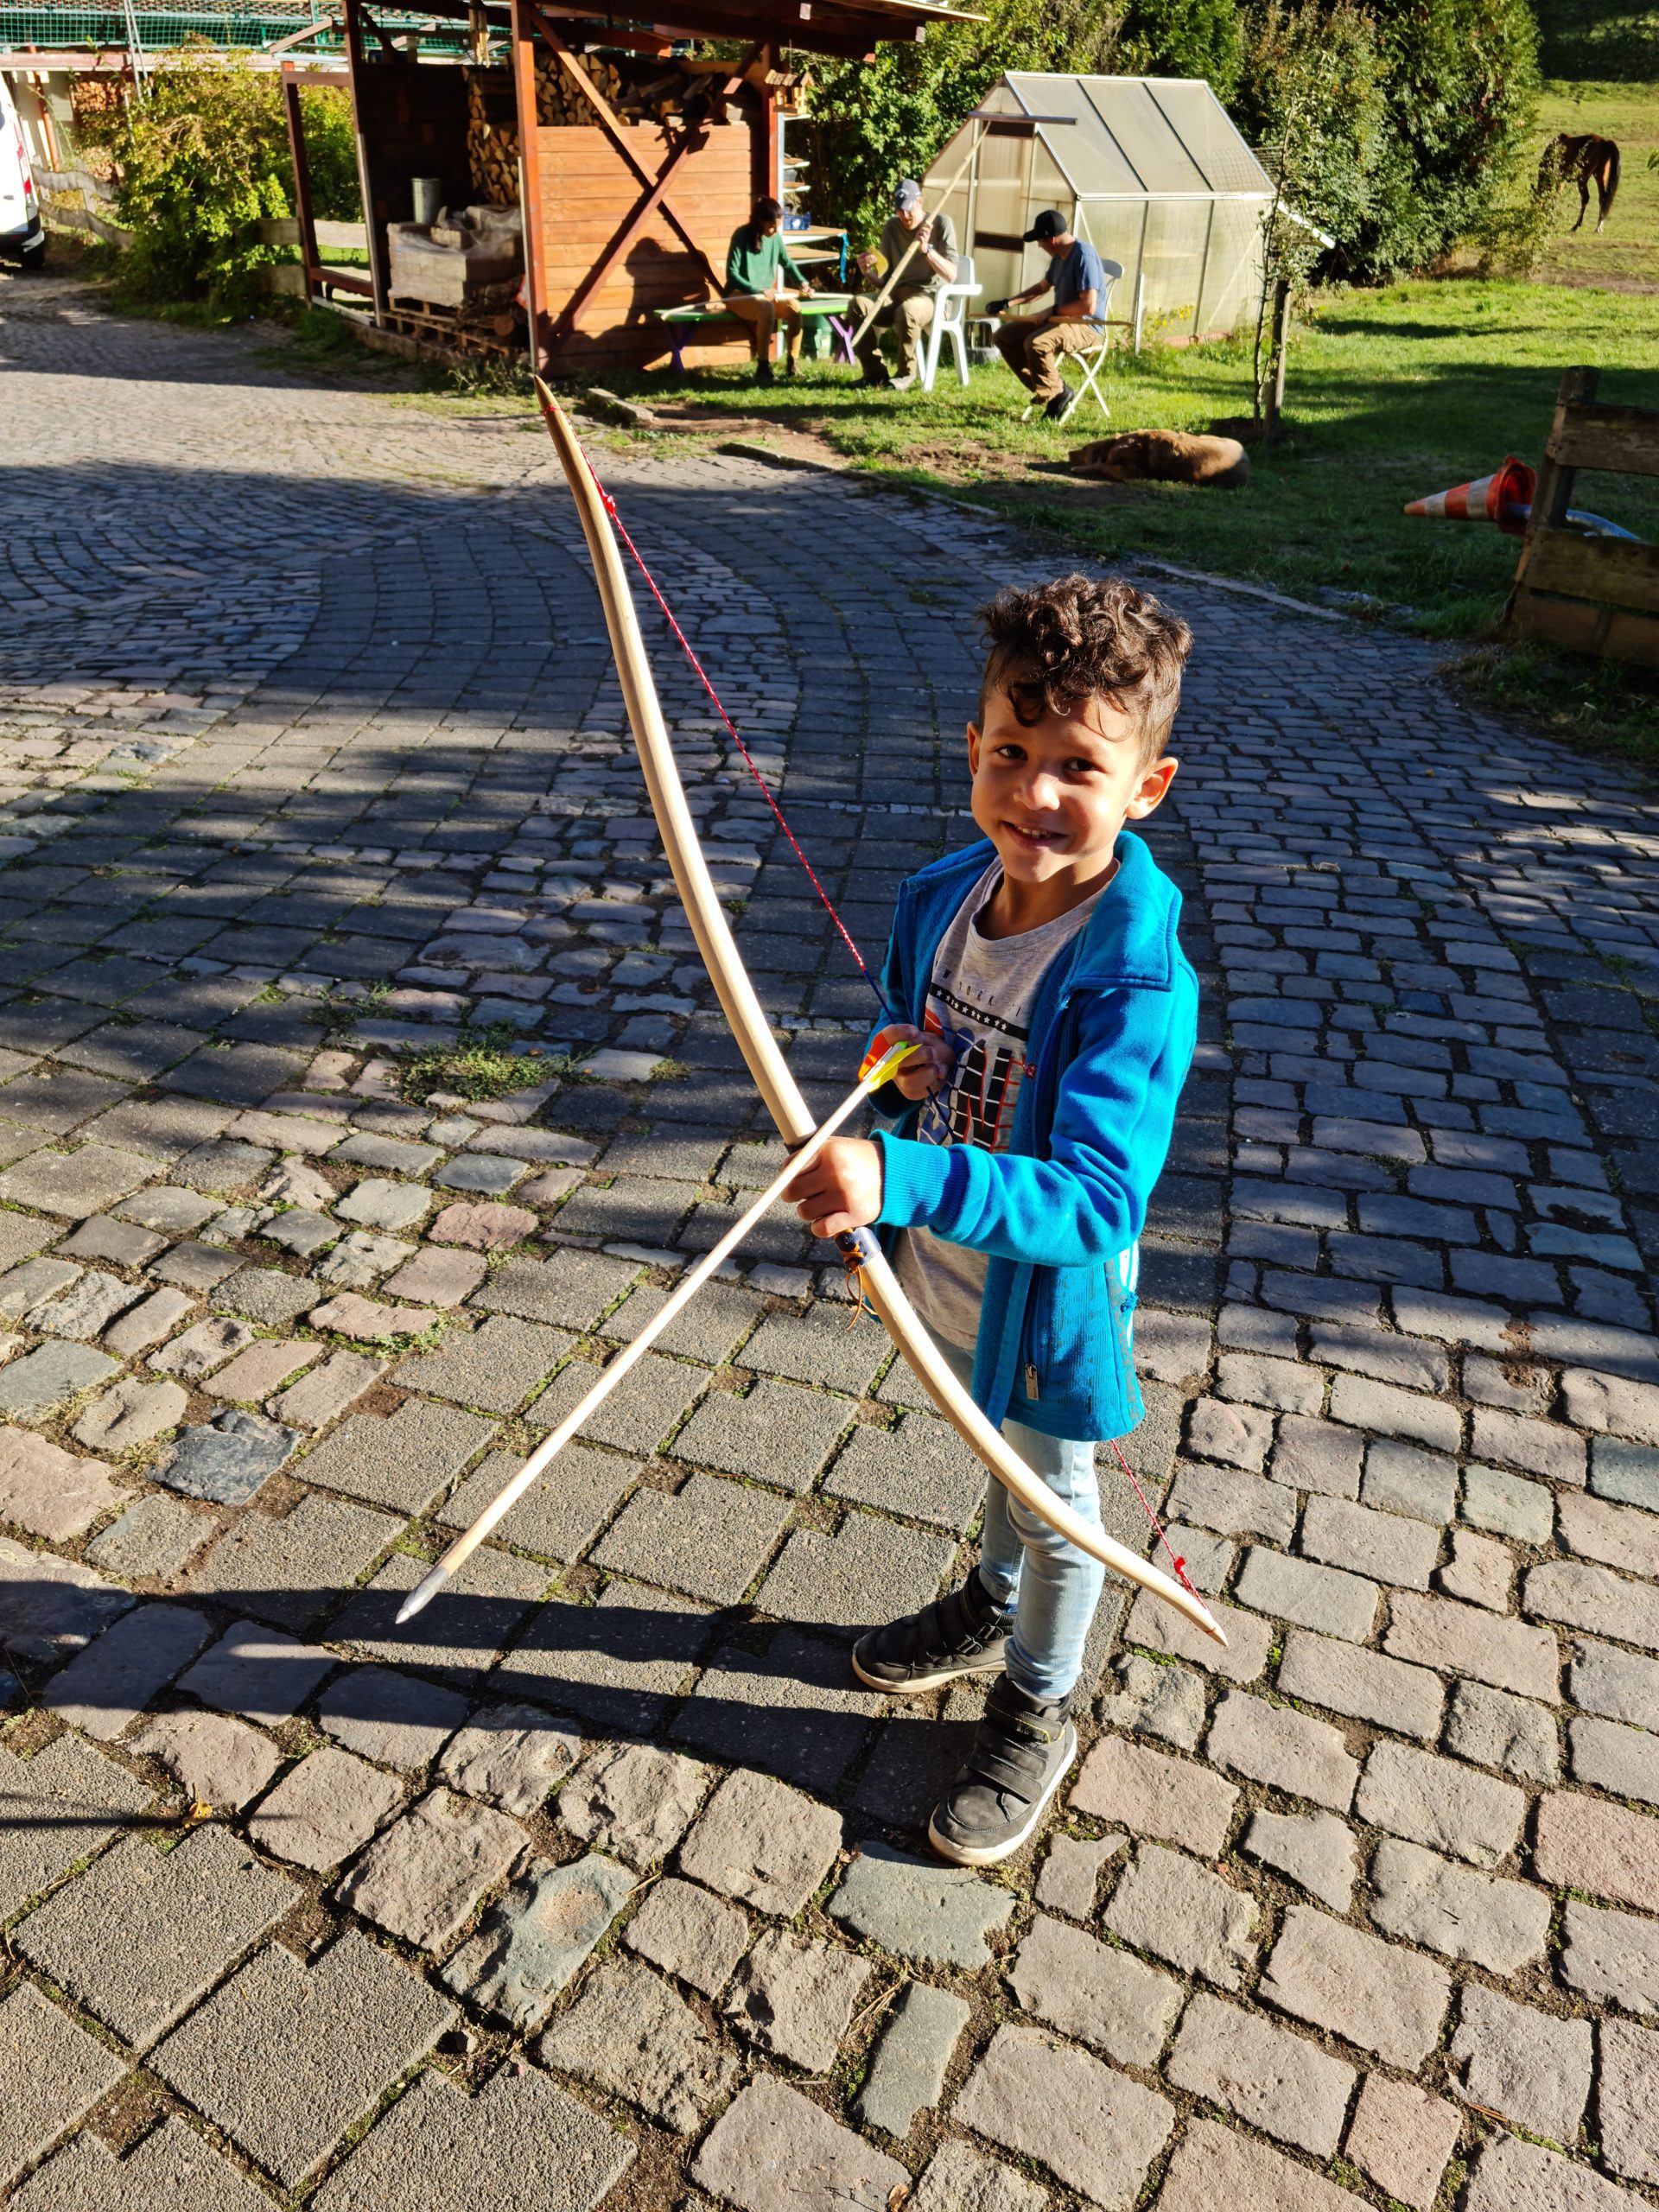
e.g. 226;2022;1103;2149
303;0;976;372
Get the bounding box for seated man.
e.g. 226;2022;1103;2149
850;178;958;391
988;212;1106;422
725;195;813;385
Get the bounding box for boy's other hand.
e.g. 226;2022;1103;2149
783;1135;883;1240
887;1025;957;1100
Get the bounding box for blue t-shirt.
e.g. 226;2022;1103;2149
1050;238;1106;312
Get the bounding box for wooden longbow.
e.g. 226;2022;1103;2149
410;385;1224;1649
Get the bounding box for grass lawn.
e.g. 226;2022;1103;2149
1535;78;1659;291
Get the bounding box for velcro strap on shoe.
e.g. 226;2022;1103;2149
966;1725;1052;1796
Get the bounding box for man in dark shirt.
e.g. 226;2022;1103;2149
987;211;1108;421
849;178;958;391
725;195;814;385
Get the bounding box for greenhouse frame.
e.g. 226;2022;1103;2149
925;71;1275;344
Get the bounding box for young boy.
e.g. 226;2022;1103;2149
783;574;1197;1866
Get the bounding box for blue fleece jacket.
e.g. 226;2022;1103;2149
868;829;1198;1441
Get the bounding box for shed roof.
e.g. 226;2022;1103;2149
983;72;1272;200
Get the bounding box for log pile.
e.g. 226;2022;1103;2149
464;68;518;205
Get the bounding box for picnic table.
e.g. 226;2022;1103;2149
652;293;855;375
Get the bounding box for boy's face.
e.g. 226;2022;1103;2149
967;684;1178;892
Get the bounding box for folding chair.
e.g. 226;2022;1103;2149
918;252;982;393
1018;258;1122;427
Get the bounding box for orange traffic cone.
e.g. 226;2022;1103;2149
1404;455;1536;537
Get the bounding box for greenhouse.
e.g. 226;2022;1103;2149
925;72;1275;344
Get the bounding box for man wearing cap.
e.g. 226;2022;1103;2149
986;213;1106;421
849;179;958;391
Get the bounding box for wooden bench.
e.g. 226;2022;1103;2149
652;294;855;374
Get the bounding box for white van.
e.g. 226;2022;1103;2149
0;74;46;270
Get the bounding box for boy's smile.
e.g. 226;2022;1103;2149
968;685;1179;934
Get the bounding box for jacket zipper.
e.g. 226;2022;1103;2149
1025;1363;1039;1400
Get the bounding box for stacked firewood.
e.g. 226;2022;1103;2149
464;68;519;205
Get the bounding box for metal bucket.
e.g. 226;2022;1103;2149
411;176;442;226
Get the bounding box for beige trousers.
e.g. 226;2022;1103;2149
851;290;936;378
728;292;804;364
995;316;1097;402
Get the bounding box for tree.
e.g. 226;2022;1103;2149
1118;0;1244;98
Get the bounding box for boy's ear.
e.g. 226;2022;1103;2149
1127;756;1179;819
966;721;982;774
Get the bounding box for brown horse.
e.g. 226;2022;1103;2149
1538;133;1622;232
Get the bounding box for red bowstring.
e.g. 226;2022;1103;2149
573;444;1182;1567
579;452;883;1006
1107;1438;1199;1597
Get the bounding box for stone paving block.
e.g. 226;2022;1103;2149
1363;1438;1459;1523
624;1875;750;1997
1007;1910;1182;2066
1241;1808;1357;1910
678;1764;842;1916
1536;1790;1659;1912
1370;1837;1551;1973
676;1375;850;1498
1440;1526;1513;1611
1448;1680;1561;1783
327;1544;542;1688
213;1265;321;1327
0;1218;55;1275
830;1841;1014;1969
1357;1739;1524;1868
1103;1840;1258;1989
0;1980;128;2193
8;2116;271;2212
1463;1461;1554;1543
188;1490;399;1630
671;1619;887;1794
558;1740;705;1866
29;1266;144;1340
537;1955;737;2133
440;1441;635;1565
1560;1491;1659;1581
149;1929;454;2186
149;1315;258;1380
856;1980;971;2137
45;1599;211;1740
1599;2018;1659;2186
1300;1493;1440;1589
173;1139;277;1193
429;1200;537;1249
177;1618;336;1728
1071;1732;1238;1855
498;1579;709;1732
741;1302;887;1396
0;1338;119;1420
316;1230;416;1290
1464;2133;1645;2212
155;1408;301;1504
1097;1652;1207;1749
73;1373;189;1452
308;1291;435;1341
690;2075;904;2212
15;1821;297;2049
1167;1459;1298;1544
383;1244;488;1306
397;1313;573;1414
0;1142;152;1219
86;1491;213;1579
527;1345;708;1461
1344;2073;1461;2212
337;1788;526;1951
1527;1560;1659;1654
1275;1628;1443;1739
1168;1990;1355;2158
1592;1436;1659;1513
300;1398;499;1516
270;1348;385;1428
1234;1545;1379;1641
152;1242;240;1294
593;1471;788;1605
1573;1712;1659;1805
105;1284;195;1356
1157;2114;1368;2211
135;1707;283;1810
437;1701;580;1816
758;1507;955;1637
955;2023;1173;2209
472;1249;639;1331
336;1175;429;1232
0;1534;135;1664
1206;1688;1357;1811
0;1422;124;1539
311;2062;633;2212
1570;1637;1659;1730
1561;1366;1659;1447
724;1924;871;2069
318;1663;468;1769
1452;1980;1592;2148
602;1277;758;1369
1260;1902;1450;2067
1385;1589;1560;1700
1269;1414;1363;1499
0;1256;81;1321
1562;1899;1659;2016
910;2139;1051;2212
0;1731;153;1917
442;1852;632;2030
206;1337;321;1405
1126;1586;1274;1682
1035;1830;1126;1917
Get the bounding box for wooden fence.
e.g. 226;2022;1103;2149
1505;366;1659;671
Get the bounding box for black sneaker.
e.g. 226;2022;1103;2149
1042;387;1072;423
927;1676;1077;1867
755;359;775;388
851;1569;1014;1695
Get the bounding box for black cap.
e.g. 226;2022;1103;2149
1022;210;1065;244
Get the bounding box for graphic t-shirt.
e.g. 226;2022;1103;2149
894;861;1106;1350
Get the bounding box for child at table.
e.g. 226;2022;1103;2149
782;573;1196;1864
724;194;813;386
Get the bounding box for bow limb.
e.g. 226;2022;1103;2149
537;383;1225;1651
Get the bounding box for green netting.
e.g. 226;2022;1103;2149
0;3;468;46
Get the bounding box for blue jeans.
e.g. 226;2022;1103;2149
938;1339;1106;1703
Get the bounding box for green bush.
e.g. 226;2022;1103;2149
1118;0;1244;98
1233;0;1389;260
79;43;359;312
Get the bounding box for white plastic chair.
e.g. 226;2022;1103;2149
1018;257;1122;425
919;251;982;392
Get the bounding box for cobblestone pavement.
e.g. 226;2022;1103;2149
4;267;1659;2212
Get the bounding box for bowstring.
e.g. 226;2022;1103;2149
577;450;884;1008
567;435;1185;1571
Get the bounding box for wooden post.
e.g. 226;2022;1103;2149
511;0;547;372
762;38;780;203
1508;365;1597;617
1264;276;1290;436
340;0;387;323
281;70;321;304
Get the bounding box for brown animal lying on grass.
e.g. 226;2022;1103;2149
1069;429;1249;489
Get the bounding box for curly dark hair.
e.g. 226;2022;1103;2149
977;575;1192;761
